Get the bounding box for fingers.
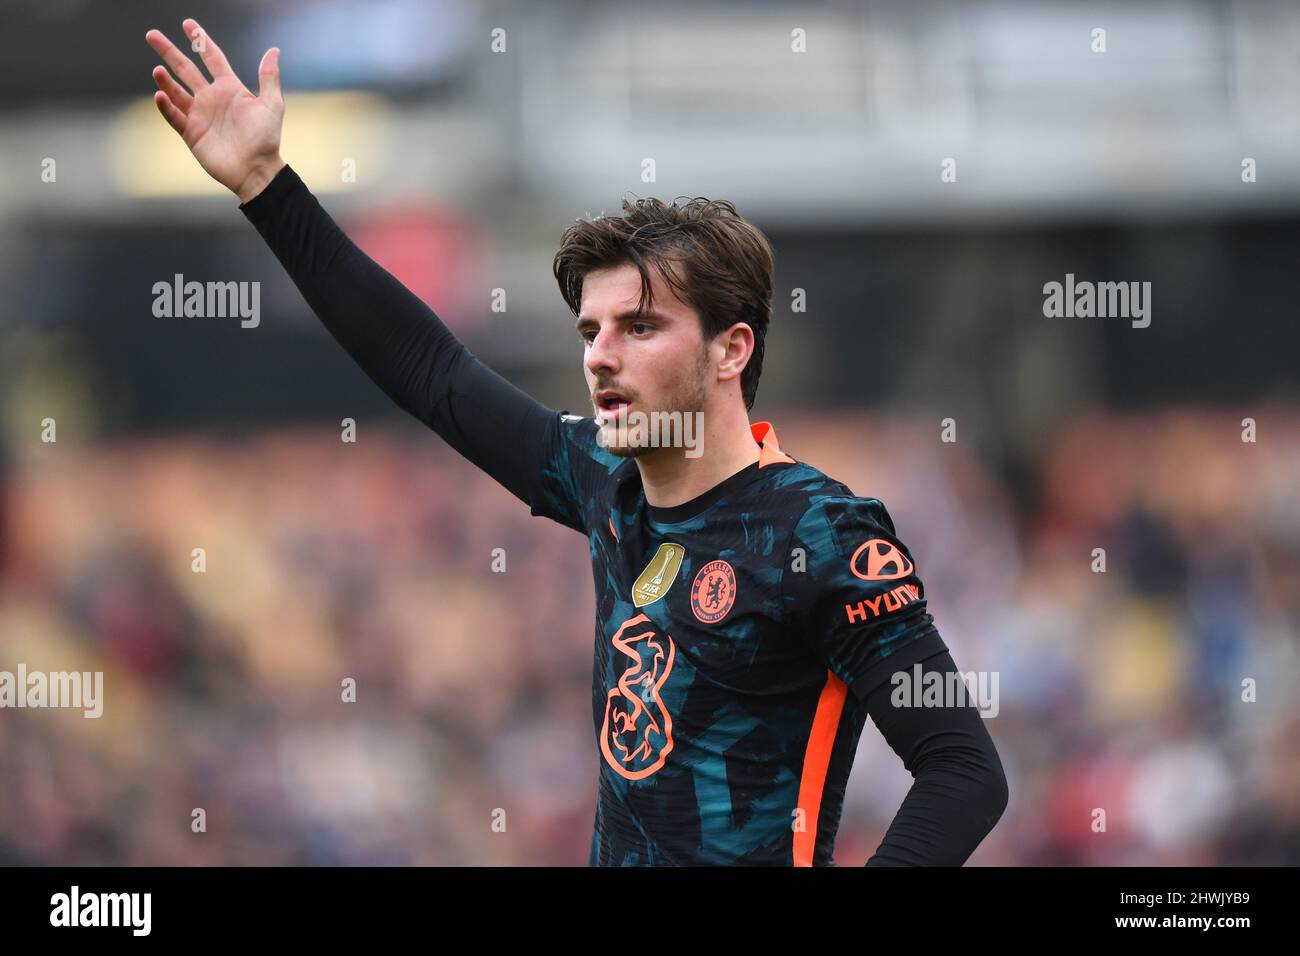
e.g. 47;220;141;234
152;65;193;114
153;90;187;136
182;18;235;81
257;47;282;107
145;28;208;94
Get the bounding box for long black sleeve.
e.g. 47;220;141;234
862;651;1008;865
239;164;559;509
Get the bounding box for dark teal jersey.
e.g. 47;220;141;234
531;416;948;866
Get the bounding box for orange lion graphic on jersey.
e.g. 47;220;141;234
600;613;676;780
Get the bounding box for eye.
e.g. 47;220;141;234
630;322;652;336
579;329;597;344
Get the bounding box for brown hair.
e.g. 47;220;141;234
552;197;775;411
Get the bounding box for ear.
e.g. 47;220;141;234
714;322;754;384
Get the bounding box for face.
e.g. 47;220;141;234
577;263;713;458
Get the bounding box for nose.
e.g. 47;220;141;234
584;325;620;379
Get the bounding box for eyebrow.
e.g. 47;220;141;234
575;309;674;332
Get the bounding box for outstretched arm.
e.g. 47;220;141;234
237;166;557;506
146;19;563;512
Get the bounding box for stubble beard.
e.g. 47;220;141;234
600;349;711;459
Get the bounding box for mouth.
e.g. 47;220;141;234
594;390;632;417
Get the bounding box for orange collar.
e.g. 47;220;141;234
750;420;796;468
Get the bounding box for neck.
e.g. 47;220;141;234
635;401;759;508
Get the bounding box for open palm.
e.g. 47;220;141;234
146;18;285;201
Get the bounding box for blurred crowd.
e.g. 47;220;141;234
1;407;1297;865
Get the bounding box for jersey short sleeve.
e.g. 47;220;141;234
782;495;949;704
527;412;625;534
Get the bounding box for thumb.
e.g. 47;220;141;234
257;47;282;107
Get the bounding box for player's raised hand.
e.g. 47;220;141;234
146;18;286;202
